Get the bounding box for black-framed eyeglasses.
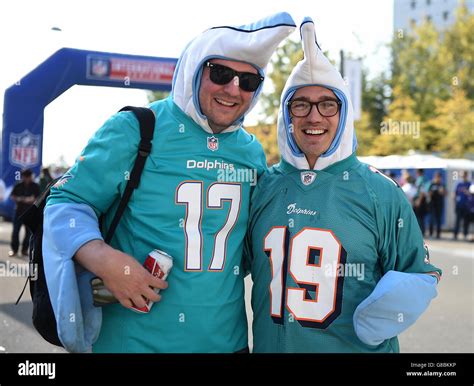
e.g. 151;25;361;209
204;61;264;92
288;99;342;118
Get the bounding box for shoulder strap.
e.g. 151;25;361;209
104;106;155;243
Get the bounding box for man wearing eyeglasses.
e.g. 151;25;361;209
245;18;441;352
42;13;296;353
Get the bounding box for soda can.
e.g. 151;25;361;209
131;249;173;313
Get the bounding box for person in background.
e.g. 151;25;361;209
468;183;474;242
9;169;40;257
427;171;445;239
413;169;428;236
399;169;411;186
453;171;472;240
402;174;417;205
39;167;54;193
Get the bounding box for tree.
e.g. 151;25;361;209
390;21;451;123
245;123;279;166
355;69;390;155
370;85;423;155
354;111;378;156
442;2;474;99
258;39;303;124
361;70;390;134
428;88;474;157
148;90;170;103
368;3;474;157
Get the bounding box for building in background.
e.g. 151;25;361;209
394;0;474;33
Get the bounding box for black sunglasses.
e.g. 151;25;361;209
204;61;264;92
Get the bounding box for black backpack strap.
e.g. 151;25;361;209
104;106;155;243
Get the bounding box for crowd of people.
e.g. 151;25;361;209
396;169;474;241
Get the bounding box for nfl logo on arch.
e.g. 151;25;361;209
10;130;40;168
207;136;219;151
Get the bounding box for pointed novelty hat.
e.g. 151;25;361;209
277;17;357;170
171;12;296;133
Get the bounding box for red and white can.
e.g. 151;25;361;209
132;249;173;314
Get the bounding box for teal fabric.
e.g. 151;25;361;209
45;97;267;352
247;155;441;352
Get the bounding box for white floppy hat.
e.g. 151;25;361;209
172;12;296;133
277;17;357;170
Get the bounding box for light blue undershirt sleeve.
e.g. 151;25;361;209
42;203;104;353
353;270;438;346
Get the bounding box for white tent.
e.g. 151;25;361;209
359;154;474;171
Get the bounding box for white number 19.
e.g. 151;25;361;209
264;227;346;328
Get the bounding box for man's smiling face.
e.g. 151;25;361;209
290;85;340;168
199;59;258;133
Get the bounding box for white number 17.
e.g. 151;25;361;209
176;181;241;271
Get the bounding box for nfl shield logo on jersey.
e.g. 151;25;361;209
301;171;316;186
9;130;40;168
207;136;219;151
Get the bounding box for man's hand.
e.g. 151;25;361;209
75;240;168;310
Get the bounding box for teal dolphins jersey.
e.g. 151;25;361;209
47;97;267;352
247;154;441;353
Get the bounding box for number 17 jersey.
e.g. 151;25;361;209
48;97;267;352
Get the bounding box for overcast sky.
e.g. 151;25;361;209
0;0;393;166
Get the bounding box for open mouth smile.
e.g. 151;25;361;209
303;129;327;136
215;98;238;107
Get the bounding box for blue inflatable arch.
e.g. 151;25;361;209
1;47;177;217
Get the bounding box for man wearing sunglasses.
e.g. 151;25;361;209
42;13;296;352
199;60;264;133
245;18;441;352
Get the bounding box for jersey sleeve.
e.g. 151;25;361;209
46;111;140;217
255;147;268;178
376;185;442;280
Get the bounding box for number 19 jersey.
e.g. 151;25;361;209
247;154;441;352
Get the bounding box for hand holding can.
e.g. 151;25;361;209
91;249;172;311
131;249;173;313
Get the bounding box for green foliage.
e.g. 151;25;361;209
151;5;474;160
391;21;451;121
361;70;390;134
370;85;423;155
428;88;474;157
148;90;170;103
354;111;378;156
245;123;279;166
367;3;474;158
258;39;303;124
443;3;474;99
